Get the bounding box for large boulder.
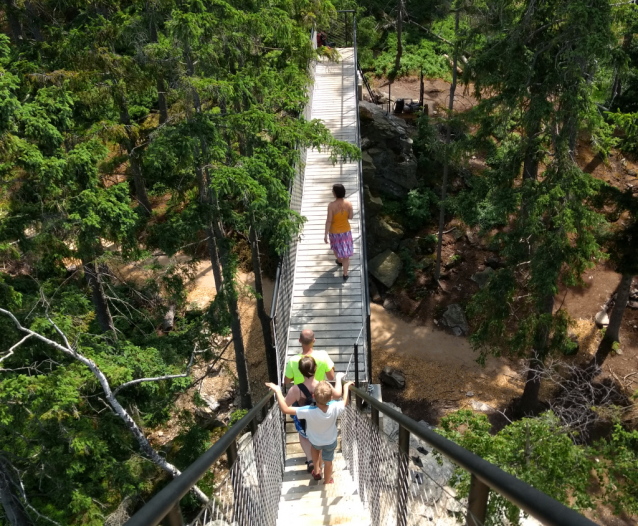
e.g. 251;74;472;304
367;217;404;258
471;266;495;289
440;304;469;336
379;366;406;389
359;101;418;199
369;250;403;288
364;185;383;216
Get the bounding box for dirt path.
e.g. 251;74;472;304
370;303;524;422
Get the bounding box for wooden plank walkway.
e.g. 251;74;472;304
285;48;366;380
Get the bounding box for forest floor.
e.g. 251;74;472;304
363;73;638;435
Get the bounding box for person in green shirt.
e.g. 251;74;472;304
284;329;335;385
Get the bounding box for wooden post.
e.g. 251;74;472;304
466;474;490;526
161;504;184;526
227;439;238;468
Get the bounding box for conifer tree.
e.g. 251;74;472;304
458;0;615;412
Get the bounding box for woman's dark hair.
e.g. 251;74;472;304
332;183;346;199
299;356;317;378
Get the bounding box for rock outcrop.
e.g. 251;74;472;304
440;304;469;336
471;266;495;289
369;249;403;288
359;101;418;199
367;217;404;258
379;366;406;389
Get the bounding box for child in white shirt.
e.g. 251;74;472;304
266;379;354;483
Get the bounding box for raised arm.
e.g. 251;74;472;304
331;372;345;399
324;204;333;244
342;381;354;407
265;383;297;415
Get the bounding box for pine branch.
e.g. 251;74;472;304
112;349;197;396
0;307;209;504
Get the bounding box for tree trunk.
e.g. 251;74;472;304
394;0;403;72
435;10;460;281
194;144;223;292
147;3;169;125
24;2;42;41
129;151;152;215
522;115;541;181
118;93;152;215
212;223;252;409
0;456;31;526
82;259;117;338
157;76;168;124
519;358;543;415
4;0;23;43
519;293;554;414
248;218;277;383
592;274;633;368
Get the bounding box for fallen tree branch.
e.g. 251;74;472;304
0;307;209;504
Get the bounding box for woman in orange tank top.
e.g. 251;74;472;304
324;183;354;281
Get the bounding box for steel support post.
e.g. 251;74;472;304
397;425;410;526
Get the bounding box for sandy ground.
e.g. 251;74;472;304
370;302;524;421
367;76;479;114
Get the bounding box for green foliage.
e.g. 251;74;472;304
606;111;638;154
406;188;438;228
369;31;451;79
591;424;638;515
228;409;248;427
438;411;595;524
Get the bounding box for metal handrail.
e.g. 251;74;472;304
358;59;377;103
124;392;275;526
352;14;373;385
349;386;598;526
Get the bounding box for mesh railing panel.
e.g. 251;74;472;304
189;403;285;526
341;402;484;526
273;58;316;384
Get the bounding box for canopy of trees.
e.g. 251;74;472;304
2;0;638;523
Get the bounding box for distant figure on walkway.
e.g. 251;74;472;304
285;329;335;385
267;378;354;484
324;183;354;281
285;356;344;473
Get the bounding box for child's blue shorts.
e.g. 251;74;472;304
310;439;338;462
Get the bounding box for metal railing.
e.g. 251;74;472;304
123;393;284;526
358;60;377;103
270;32;318;385
345;386;599;526
350;12;373;386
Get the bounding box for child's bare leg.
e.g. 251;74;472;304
323;460;333;482
311;446;322;476
333;250;341;264
299;435;313;462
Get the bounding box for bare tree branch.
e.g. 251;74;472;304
0;307;209;504
0;334;33;365
113;348;197;396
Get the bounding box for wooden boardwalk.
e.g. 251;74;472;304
285;48;366;380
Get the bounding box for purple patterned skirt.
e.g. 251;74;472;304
329;231;354;259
